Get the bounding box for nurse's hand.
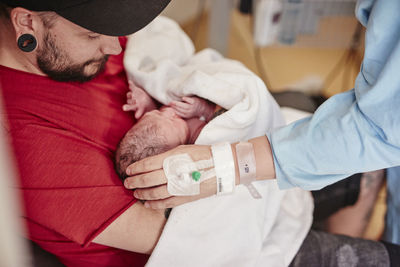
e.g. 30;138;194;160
124;144;219;209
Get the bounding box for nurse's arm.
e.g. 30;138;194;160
123;135;276;210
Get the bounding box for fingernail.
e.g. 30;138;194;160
124;180;131;188
126;168;131;176
144;202;150;208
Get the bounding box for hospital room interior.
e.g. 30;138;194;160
0;0;390;266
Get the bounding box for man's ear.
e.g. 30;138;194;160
9;7;39;40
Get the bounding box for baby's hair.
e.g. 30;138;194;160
115;121;169;180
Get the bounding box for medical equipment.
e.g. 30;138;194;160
254;0;358;47
163;153;216;195
211;142;236;195
207;0;358;54
236;142;261;199
163;142;263;199
163;142;236;196
253;0;282;46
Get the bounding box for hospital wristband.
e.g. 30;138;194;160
235;142;261;199
211;142;235;195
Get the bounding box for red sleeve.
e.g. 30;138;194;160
13;123;136;247
119;36;128;49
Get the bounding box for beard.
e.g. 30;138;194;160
36;31;109;83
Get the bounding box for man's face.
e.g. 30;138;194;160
35;14;122;82
139;107;189;148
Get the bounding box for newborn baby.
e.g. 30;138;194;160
115;81;220;179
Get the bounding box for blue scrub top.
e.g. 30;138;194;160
268;0;400;243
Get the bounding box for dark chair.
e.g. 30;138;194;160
29;240;65;267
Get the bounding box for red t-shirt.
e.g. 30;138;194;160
0;38;148;267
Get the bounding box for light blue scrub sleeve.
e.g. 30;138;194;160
268;0;400;190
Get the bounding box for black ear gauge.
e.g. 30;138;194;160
17;33;37;52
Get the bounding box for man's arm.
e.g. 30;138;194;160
11;123;167;254
93;202;166;254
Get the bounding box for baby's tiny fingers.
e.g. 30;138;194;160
122;104;137;112
173;110;187;118
135;109;145;119
182;96;195;104
170;100;189;109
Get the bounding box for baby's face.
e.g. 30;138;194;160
139;107;189;147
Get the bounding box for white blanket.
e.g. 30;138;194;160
124;16;313;267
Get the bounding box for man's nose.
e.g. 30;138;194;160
100;36;122;55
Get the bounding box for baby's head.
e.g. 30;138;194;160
115;107;189;180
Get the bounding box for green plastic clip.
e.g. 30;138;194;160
192;171;201;181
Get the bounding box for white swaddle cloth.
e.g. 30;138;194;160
124;16;313;267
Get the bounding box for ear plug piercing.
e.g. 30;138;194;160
17;34;37;52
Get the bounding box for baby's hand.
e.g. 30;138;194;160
123;81;157;119
169;96;215;121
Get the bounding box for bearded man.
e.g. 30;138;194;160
0;1;173;266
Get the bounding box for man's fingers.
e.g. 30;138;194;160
124;169;166;189
133;185;170;200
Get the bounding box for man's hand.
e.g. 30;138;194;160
124;144;218;209
122;81;157;119
169;96;215;121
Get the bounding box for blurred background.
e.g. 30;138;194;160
163;0;363;96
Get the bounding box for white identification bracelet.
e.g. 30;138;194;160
235;142;261;199
211;142;235;195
